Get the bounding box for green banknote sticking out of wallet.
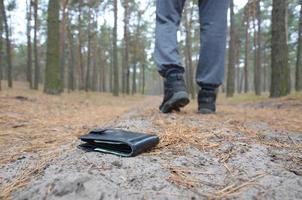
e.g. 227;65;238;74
79;128;160;157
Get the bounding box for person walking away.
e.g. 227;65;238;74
154;0;229;114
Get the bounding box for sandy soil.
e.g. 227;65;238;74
0;90;302;200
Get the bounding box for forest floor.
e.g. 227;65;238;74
0;83;302;200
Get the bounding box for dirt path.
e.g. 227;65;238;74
1;91;302;200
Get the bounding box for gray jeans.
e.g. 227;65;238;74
154;0;229;86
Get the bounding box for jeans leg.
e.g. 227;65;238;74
154;0;186;78
197;0;229;86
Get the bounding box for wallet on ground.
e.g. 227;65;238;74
79;128;160;157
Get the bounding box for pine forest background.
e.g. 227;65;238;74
0;0;301;98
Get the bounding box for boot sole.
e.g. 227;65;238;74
198;108;215;114
160;91;190;113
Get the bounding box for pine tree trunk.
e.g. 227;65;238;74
239;69;244;93
183;5;191;97
85;6;92;92
110;41;113;92
252;17;258;95
1;0;13;88
132;64;137;95
270;0;290;97
67;17;75;92
26;0;33;89
263;63;267;92
141;50;146;95
234;28;241;94
131;11;143;95
33;0;39;90
98;56;103;92
296;0;302;91
226;0;235;97
101;54;107;92
92;11;98;92
244;19;249;93
112;0;119;96
59;0;69;92
256;1;262;95
142;62;146;95
0;2;3;91
184;3;195;99
123;0;130;94
253;1;262;96
236;65;240;93
92;38;98;91
77;1;84;90
44;0;61;94
98;39;106;92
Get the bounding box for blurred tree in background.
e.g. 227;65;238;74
44;0;60;94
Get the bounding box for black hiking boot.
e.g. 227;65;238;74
159;74;190;113
198;86;218;114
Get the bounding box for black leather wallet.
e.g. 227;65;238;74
79;128;159;157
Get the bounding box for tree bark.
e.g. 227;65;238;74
33;0;39;90
123;0;130;94
234;28;241;94
59;0;69;92
0;1;3;91
109;35;113;92
44;0;61;94
26;0;33;89
85;5;92;92
263;62;267;91
253;1;261;96
296;0;302;91
270;0;290;97
256;1;262;95
184;3;195;99
77;1;84;90
91;10;98;92
132;63;137;95
91;37;98;91
98;30;106;92
239;68;244;93
226;0;235;97
0;0;13;88
142;62;146;95
236;65;240;93
141;50;146;95
112;0;119;96
244;19;249;93
66;15;75;92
